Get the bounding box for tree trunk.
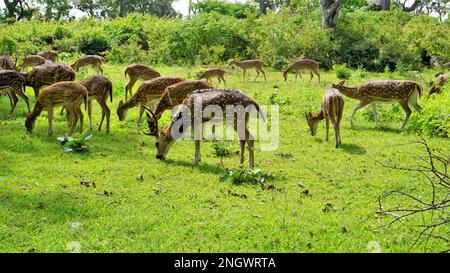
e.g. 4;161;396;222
380;0;391;10
320;0;344;29
256;0;269;15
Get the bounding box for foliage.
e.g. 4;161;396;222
220;167;277;185
77;31;110;55
57;132;92;153
409;91;450;138
211;141;232;158
191;0;258;18
334;63;352;79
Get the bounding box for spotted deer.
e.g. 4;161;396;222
305;88;344;148
332;80;423;129
124;64;161;100
0;55;17;71
23;62;76;99
229;59;267;82
18;55;46;72
71;55;105;74
0;70;30;114
284;59;320;83
37;50;58;62
197;68;227;85
428;72;448;96
117;77;185;128
146;79;214;129
79;75;113;134
144;89;265;168
25;82;88;136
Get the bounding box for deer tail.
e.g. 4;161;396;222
253;100;266;123
416;82;423;98
109;81;113;103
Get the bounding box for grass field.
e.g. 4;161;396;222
0;65;448;252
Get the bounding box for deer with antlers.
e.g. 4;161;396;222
197;68;227;86
23;62;76;99
229;59;267;82
284;59;320;83
332;80;423;129
144;89;265;168
305;88;344;148
117;76;186;128
18;55;46;72
0;70;30;114
37;50;58;62
25;82;88;136
79;75;113;134
124;64;161;100
71;55;105;74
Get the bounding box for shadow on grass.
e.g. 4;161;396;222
163;158;225;175
340;143;367;155
349;124;403;134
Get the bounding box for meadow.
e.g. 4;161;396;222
0;65;448;252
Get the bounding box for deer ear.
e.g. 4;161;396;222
118;100;123;107
338;80;345;85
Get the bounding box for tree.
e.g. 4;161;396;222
253;0;292;15
320;0;344;28
39;0;72;20
1;0;37;21
190;0;258;18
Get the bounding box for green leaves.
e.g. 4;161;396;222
220;167;277;185
57;132;92;153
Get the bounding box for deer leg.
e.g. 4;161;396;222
350;101;371;127
325;117;330;142
254;70;260;82
99;66;103;75
239;140;246;167
295;72;298;82
399;101;412;130
9;91;18;114
247;131;255;169
371;104;379;127
33;87;40;100
243;69;246;82
137;104;145;130
76;107;84;133
194;140;201;166
87;99;93;131
221;76;226;86
309;71;314;81
98;99;110;134
260;69;267;82
334;123;340;148
68;109;78;136
47;106;54;136
315;70;321;84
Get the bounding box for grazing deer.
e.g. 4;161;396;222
71;55;105;74
305;88;344;148
428;72;448;96
25;82;88;136
124;64;161;100
197;68;227;85
23;62;76;99
0;55;17;71
147;80;214;130
284;59;320;83
79;75;113;134
229;59;267;82
332;80;423;129
144;89;265;168
37;50;58;62
117;77;185;128
18;55;46;72
0;70;30;114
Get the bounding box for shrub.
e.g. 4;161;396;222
409;91;450;137
77;32;110;55
334;63;352;79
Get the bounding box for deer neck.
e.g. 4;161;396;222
335;85;359;99
29;102;43;121
313;110;325;121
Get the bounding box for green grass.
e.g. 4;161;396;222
0;65;448;253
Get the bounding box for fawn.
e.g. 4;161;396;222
284;59;320;83
124;64;161;100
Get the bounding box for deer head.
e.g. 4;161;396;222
117;100;127;121
143;107;174;160
25;112;36;132
304;112;319;136
332;80;346;89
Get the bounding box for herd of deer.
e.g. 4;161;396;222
0;51;446;167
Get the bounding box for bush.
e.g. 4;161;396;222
334;63;352;79
409;91;450;137
77;31;110;55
